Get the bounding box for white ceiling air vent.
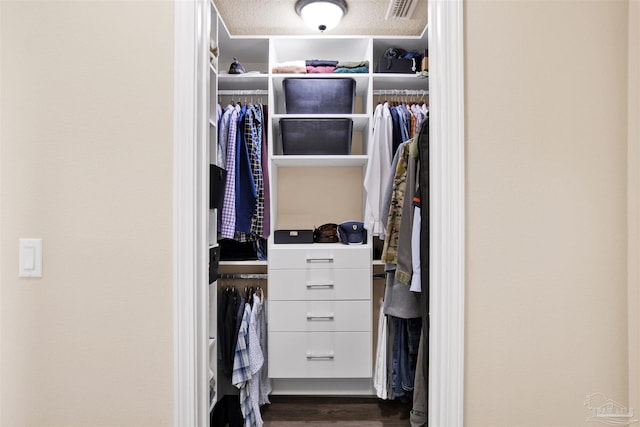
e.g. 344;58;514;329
385;0;418;19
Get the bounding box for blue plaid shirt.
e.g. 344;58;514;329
232;303;260;426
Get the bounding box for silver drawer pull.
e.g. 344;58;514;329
306;351;335;360
306;282;334;289
306;312;335;321
306;257;334;263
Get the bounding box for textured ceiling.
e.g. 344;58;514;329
213;0;428;37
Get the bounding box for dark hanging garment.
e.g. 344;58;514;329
217;287;229;372
390;106;404;156
261;104;271;239
219;287;241;376
235;105;257;233
211;394;243;427
248;104;265;239
416;116;430;396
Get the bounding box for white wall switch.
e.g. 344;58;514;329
19;238;42;278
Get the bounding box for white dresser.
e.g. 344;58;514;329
268;244;372;382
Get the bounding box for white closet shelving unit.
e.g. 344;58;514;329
207;11;271;411
207;0;219;413
266;35;374;395
207;0;428;400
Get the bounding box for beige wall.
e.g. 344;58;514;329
465;0;632;426
628;0;640;418
0;1;174;426
1;0;638;426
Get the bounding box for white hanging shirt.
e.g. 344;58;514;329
364;102;393;237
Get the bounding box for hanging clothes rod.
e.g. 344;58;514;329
217;273;268;280
372;89;429;96
218;89;269;96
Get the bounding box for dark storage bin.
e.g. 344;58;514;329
219;238;258;261
274;229;314;244
218;238;267;261
209;164;227;210
377;56;421;74
283;78;356;114
209;245;220;284
377;48;423;74
280;118;353;155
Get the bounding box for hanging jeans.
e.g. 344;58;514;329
391;316;422;400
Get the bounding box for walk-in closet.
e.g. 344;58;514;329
205;1;430;425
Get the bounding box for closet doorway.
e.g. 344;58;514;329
173;1;465;426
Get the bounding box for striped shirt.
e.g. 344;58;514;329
220;105;240;238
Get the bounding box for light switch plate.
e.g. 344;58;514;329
19;238;42;278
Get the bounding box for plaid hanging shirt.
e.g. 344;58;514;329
232;304;258;426
248;104;264;238
220;105;240;238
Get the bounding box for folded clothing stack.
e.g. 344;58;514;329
271;60;306;74
271;59;369;74
306;59;338;74
334;60;369;74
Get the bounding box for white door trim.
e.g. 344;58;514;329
173;0;210;426
428;1;465;426
173;0;465;425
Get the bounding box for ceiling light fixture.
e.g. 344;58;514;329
295;0;348;33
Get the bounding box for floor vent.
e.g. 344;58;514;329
385;0;418;19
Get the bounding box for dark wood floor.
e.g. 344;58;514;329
261;395;412;427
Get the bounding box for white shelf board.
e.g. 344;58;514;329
270;36;371;66
218;260;268;266
272;155;368;167
269;241;371;250
218;73;269;91
372;74;429;91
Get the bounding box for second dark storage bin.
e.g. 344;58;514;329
274;229;314;244
283;78;356;114
280;118;353;155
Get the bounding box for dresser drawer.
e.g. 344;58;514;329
269;300;371;332
269;245;370;270
268;332;371;378
268;268;371;301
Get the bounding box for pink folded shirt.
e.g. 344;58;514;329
306;65;337;74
